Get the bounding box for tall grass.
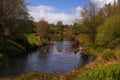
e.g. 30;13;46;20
76;63;120;80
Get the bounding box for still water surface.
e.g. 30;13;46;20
0;41;93;77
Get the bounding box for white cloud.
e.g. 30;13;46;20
28;5;82;25
76;7;83;20
91;0;118;8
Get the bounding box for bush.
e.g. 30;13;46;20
102;50;116;61
95;47;104;53
1;39;26;56
96;15;120;47
115;48;120;62
76;34;92;47
108;38;120;49
26;33;40;46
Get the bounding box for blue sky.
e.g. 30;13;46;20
25;0;90;11
25;0;116;24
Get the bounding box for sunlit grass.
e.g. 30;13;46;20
76;63;120;80
26;33;41;46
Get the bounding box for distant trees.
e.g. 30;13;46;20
36;20;74;41
63;26;73;40
36;20;50;41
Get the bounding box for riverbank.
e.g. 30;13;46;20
1;49;119;80
0;33;52;60
1;42;120;80
0;35;120;80
58;47;120;80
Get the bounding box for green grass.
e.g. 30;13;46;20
1;72;57;80
115;48;120;62
102;50;116;61
76;63;120;80
26;33;40;46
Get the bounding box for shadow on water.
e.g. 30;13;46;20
0;41;93;77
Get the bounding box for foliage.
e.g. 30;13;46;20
76;63;120;80
102;50;116;61
63;27;73;40
26;33;40;46
36;20;50;41
96;15;120;48
0;0;35;57
108;38;120;49
0;0;30;37
76;34;92;46
115;48;120;62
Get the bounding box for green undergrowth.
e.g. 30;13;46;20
1;72;58;80
76;63;120;80
0;38;27;57
102;50;116;61
26;33;40;46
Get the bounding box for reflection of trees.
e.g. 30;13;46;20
0;58;27;77
81;54;89;63
56;42;63;52
39;46;50;54
79;53;89;67
55;41;81;55
72;41;80;54
38;46;51;62
72;47;80;54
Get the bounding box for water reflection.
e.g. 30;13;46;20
0;41;93;77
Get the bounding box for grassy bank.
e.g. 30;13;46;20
1;45;120;80
0;35;120;80
1;72;58;80
76;63;120;80
0;33;45;58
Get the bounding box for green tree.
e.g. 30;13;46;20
80;3;100;43
96;15;120;48
0;0;29;37
0;0;34;56
36;20;50;41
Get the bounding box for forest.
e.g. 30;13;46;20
0;0;120;80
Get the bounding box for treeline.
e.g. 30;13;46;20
36;20;74;42
35;0;120;49
0;0;35;57
0;0;120;58
72;0;120;49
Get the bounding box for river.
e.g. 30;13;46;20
0;41;93;77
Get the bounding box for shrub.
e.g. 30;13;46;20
96;47;104;53
102;50;116;61
76;34;92;47
108;38;120;49
96;15;120;47
115;48;120;62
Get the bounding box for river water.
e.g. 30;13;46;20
0;41;93;77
